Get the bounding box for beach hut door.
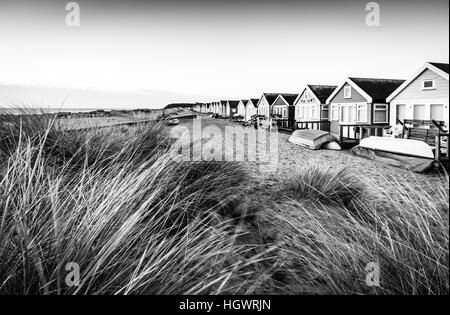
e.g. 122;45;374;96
340;105;356;138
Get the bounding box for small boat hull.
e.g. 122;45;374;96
288;129;336;150
322;141;342;151
358;136;434;159
351;136;435;173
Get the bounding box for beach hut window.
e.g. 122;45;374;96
430;104;444;121
312;105;319;120
344;86;352;99
322;105;329;119
331;105;339;121
422;80;435;90
307;105;311;119
357;104;368;122
299;107;304;119
413;104;426;120
373;104;389;123
396;104;406;122
340;105;355;123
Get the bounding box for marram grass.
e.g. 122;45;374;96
0;112;448;295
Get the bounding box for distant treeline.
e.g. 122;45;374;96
164;103;201;110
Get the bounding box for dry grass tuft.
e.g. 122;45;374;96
260;165;449;295
0;111;263;295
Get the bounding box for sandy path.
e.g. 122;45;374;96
57;111;162;130
177;114;446;195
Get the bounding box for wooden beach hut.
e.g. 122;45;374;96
257;93;280;118
326;77;405;144
386;62;449;164
245;98;259;122
237;100;248;119
294;85;337;131
220;100;227;116
272;93;299;130
227;100;240;118
387;62;449;129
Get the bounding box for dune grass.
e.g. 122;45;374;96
0;112;448;295
259;163;449;295
0;111;264;295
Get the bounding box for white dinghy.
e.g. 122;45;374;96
351;136;435;172
358;136;434;159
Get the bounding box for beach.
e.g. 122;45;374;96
175;114;446;197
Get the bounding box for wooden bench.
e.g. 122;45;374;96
400;119;449;164
405;128;439;146
296;120;331;132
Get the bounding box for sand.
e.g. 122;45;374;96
176;114;446;196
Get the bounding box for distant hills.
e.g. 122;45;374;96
164;103;202;110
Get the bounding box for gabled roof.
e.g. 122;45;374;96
387;62;450;102
227;100;240;108
274;93;300;106
259;93;299;107
306;85;338;103
280;93;299;105
240;100;249;106
429;62;449;74
262;93;280;106
326;77;405;104
249;98;259;107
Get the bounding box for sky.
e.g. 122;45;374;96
0;0;448;109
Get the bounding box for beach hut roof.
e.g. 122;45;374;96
350;78;405;102
227;100;240;108
387;62;449;102
327;77;405;104
249;98;259;106
262;93;281;106
279;93;300;105
429;62;449;74
306;85;338;103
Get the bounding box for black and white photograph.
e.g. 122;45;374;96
0;0;448;301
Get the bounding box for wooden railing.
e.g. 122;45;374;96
435;132;449;163
339;124;389;143
402;119;445;127
395;119;449;164
295;120;331;132
230;115;245;122
433;121;449;163
274;118;295;131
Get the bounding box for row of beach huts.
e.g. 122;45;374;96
191;62;449;168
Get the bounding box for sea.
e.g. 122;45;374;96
0;108;131;115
